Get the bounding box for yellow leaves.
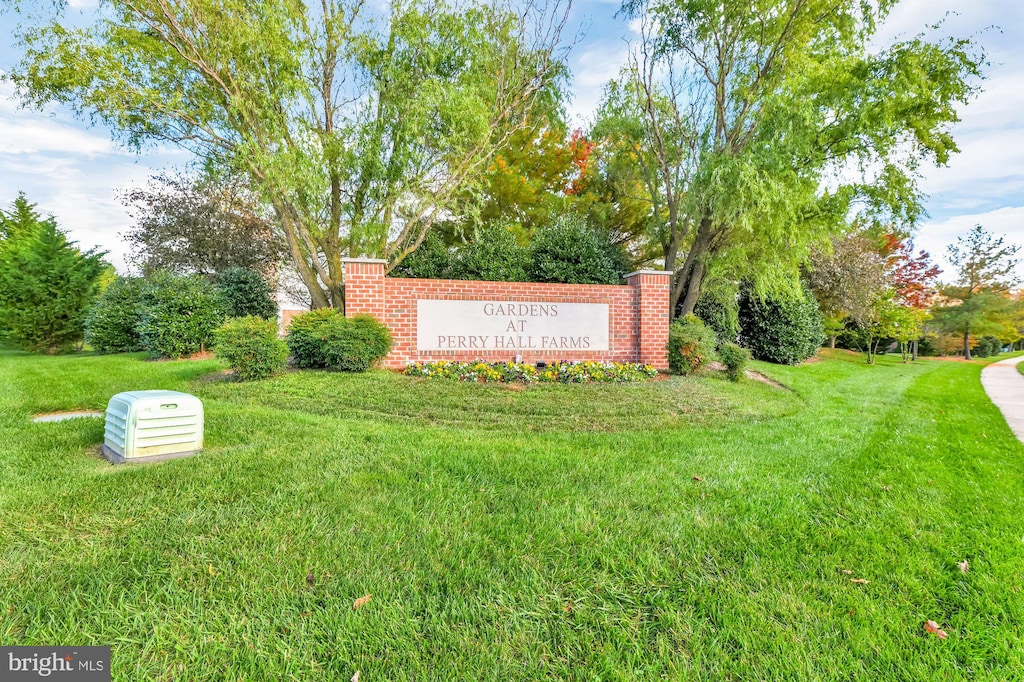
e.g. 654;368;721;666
924;620;948;639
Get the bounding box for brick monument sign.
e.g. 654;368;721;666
281;258;672;370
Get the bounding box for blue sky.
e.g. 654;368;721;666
1;0;1022;279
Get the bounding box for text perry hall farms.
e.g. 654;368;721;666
416;300;611;351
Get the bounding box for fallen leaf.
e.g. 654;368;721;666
850;578;869;584
306;571;315;586
352;594;372;611
924;620;948;639
351;672;360;682
207;564;215;577
301;612;310;618
849;610;855;616
840;569;853;575
958;560;969;574
882;485;890;492
693;475;704;482
564;601;573;613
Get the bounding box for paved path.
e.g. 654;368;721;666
980;356;1024;445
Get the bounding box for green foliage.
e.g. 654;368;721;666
668;314;717;376
454;223;530;282
602;0;983;314
404;360;657;383
529;215;626;285
0;198;107;353
285;309;341;369
84;277;146;353
391;231;453;279
694;284;740;344
930;225;1021;359
738;285;825;365
974;335;1003;359
286;310;392;372
213;316;288;381
395;218;628;285
216;267;277;320
8;1;569;309
717;342;750;382
137;271;226;359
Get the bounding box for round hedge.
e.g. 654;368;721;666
214;316;288;380
286;308;392;371
738;285;825;365
84;276;146;353
667;314;718;375
137;271;226;358
216;267;277;320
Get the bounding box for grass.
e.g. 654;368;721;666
1;348;1023;680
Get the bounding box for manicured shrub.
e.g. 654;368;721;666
213;316;288;380
84;276;146;353
286;309;392;371
285;308;342;368
137;271;226;358
391;231;453;279
667;314;718;375
718;342;751;382
216;267;277;319
974;335;1002;358
325;314;392;371
738;284;825;365
404;360;657;383
693;285;740;344
453;223;530;282
529;215;627;285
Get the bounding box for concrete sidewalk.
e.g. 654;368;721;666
980;356;1024;445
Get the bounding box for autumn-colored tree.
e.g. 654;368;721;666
884;234;942;359
805;232;889;349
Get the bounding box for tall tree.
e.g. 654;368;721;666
0;196;108;353
607;0;982;315
931;224;1021;360
122;173;284;278
8;0;570;309
805;231;889;349
885;234;941;359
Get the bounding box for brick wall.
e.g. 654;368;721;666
283;258;671;370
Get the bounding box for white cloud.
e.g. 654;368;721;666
916;206;1024;281
567;42;630;125
0;77;186;273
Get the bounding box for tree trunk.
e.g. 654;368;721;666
673;218;713;316
277;205;330;309
912;338;919;362
830;336;837;349
963;329;972;360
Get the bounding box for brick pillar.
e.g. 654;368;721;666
626;270;672;369
342;258;387;319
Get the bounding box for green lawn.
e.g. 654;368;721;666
1;349;1023;680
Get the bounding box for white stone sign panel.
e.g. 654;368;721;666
416;299;609;352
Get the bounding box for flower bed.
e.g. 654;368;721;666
403;360;658;384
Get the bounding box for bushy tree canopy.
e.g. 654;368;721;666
9;0;571;309
0;195;107;353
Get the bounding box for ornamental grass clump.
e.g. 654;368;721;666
404;360;657;384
